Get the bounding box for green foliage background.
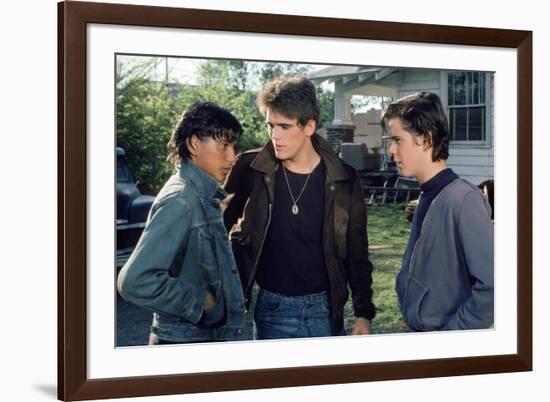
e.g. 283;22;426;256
116;58;334;195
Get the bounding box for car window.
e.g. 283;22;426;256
117;157;131;182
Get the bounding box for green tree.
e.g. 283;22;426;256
317;87;335;128
116;78;179;194
190;59;267;151
116;57;336;194
256;62;313;84
351;95;392;114
195;59;253;91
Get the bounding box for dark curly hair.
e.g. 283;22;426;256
381;92;450;162
167;102;243;166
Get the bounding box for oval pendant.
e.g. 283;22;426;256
292;204;299;215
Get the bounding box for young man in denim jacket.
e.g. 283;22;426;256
117;102;247;344
381;92;494;332
224;76;376;339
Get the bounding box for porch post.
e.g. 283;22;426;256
327;92;355;154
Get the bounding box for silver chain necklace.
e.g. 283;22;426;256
281;162;313;215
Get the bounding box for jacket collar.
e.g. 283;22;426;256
178;161;226;200
250;134;349;181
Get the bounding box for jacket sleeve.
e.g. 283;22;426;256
346;169;376;321
223;153;253;232
117;194;206;324
443;190;494;330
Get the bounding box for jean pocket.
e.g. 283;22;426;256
319;294;331;315
255;290;283;313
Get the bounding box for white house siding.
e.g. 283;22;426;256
350;70;442;151
393;70;495;184
352;109;383;151
317;67;495;185
447;147;494;185
447;73;495;184
396;70;441;98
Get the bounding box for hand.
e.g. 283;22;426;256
148;333;159;345
204;291;216;311
351;317;371;335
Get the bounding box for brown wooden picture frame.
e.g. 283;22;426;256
58;1;532;400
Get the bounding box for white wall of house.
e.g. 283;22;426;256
441;72;495;185
318;68;495;185
352;109;383;151
397;69;441;98
393;69;494;184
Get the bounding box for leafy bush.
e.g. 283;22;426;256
116;59;334;194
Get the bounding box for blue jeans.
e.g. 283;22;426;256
254;289;344;339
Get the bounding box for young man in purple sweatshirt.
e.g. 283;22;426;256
381;92;494;332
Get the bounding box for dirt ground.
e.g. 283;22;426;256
116;293;151;347
116;292;255;346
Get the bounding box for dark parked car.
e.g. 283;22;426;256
116;147;155;267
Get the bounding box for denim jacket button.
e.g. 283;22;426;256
264;176;270;183
330;185;335;191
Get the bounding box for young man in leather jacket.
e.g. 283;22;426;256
118;102;247;344
223;76;376;339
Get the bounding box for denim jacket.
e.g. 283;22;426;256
117;161;246;342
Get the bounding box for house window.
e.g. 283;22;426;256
448;72;486;142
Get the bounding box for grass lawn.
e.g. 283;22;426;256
344;203;411;334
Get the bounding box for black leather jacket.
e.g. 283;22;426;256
223;135;375;334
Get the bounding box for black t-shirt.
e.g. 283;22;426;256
257;161;329;296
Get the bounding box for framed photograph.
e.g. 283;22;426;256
58;1;532;400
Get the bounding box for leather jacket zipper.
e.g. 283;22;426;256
244;202;272;301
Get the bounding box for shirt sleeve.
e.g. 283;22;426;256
346;169;376;321
117;194;206;324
